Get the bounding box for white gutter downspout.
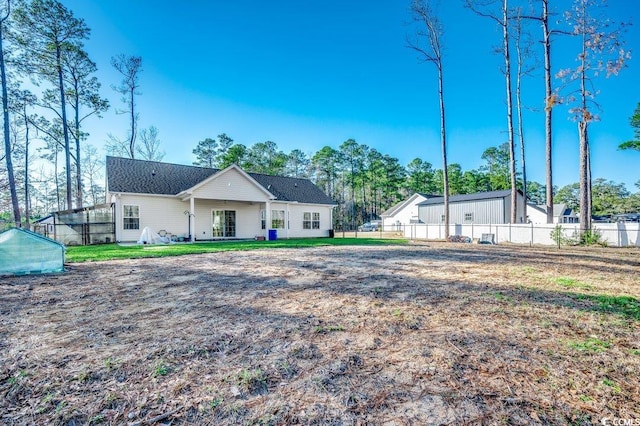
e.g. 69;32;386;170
190;196;195;242
286;203;290;239
111;193;121;243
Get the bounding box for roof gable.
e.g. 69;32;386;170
382;193;430;217
182;165;274;201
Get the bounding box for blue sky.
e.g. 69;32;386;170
60;0;639;190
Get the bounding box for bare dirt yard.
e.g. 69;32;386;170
1;242;639;425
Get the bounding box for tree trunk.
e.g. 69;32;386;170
74;84;83;208
515;12;527;222
438;64;449;239
129;85;136;159
578;17;591;233
502;0;518;223
578;121;590;231
0;21;21;227
54;150;61;211
56;45;73;210
542;0;554;224
23;105;30;229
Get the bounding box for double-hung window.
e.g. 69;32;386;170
303;212;320;229
271;210;285;229
123;205;139;230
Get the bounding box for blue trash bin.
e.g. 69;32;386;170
268;229;277;241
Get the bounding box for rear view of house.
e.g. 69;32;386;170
106;157;336;242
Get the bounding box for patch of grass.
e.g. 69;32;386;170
210;397;223;410
568;337;610;353
8;370;27;385
65;238;407;262
76;371;90;382
629;349;640;356
493;292;513;303
89;414;105;424
552;277;594;291
602;378;621;393
153;362;170;377
314;325;344;334
237;369;268;394
576;294;640;321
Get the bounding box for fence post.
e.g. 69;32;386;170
530;222;534;247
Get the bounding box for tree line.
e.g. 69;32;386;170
192;135;640;228
1;0;639;230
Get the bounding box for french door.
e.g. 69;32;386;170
212;210;236;237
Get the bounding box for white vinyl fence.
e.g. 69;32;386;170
397;222;640;247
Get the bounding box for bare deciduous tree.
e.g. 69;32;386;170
408;0;450;237
110;54;142;159
136;125;164;161
466;0;518;223
557;0;629;232
513;7;537;222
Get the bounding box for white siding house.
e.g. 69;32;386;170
417;190;527;224
106;157;336;242
380;193;432;230
527;203;578;224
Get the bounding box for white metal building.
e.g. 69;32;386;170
417;190;527;224
380;193;432;229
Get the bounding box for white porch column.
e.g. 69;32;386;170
190;197;195;242
265;200;271;239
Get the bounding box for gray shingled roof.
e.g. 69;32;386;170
417;190;514;206
106;156;335;205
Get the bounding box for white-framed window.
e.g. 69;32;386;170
271;210;285;229
464;212;473;222
441;214;446;223
260;210;266;229
123;205;139;230
303;212;321;229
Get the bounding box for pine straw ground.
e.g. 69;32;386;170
1;242;639;425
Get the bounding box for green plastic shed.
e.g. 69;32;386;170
0;228;65;275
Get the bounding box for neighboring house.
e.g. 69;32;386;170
106;156;336;242
381;193;433;230
417;190;527;224
527;203;579;224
